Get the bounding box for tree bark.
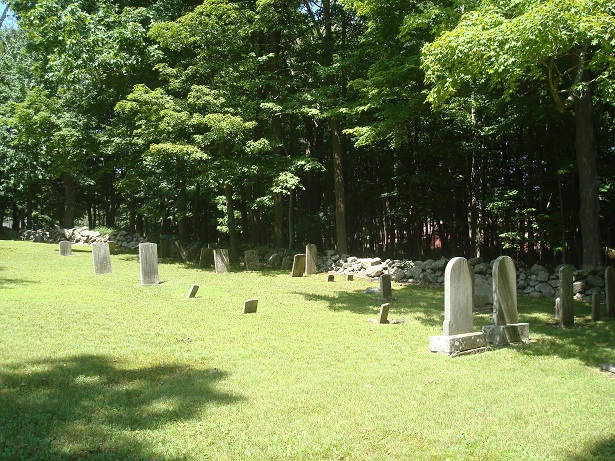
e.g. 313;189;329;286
224;183;240;261
331;117;348;254
574;83;601;269
62;171;77;228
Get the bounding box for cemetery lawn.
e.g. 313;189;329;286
1;241;614;461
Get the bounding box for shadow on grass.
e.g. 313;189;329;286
0;354;242;460
291;283;444;328
0;266;37;288
569;436;615;461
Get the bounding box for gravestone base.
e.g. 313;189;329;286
429;332;487;356
482;323;529;346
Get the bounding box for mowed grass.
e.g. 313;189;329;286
0;240;614;461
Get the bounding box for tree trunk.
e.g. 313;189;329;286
224;183;240;261
273;192;284;247
331;117;348;254
574;84;601;269
62;171;77;228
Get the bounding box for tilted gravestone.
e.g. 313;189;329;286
214;249;230;273
559;265;574;328
305;244;318;275
187;284;199;299
430;257;486;355
291;254;306;277
606;266;615;318
378;303;390;324
243;298;258;314
244;250;260;271
199;247;214;268
379;274;393;302
92;242;112;275
139;243;159;285
483;256;529;345
59;240;72;256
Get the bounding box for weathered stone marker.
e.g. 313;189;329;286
554;297;561;324
213;249;230;274
346;274;353;282
280;256;292;271
430;257;486;355
591;293;600;322
559;265;574;328
327;274;335;282
187;284;199;299
305;244;318;275
139;243;159;285
199;247;214;268
243;298;258;314
108;241;117;255
378;303;390;324
59;240;72;256
606;266;615;318
379;274;392;302
291;254;306;277
244;250;260;271
92;242;112;275
483;255;529;346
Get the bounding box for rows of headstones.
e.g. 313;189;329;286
429;256;615;356
60;240;615;346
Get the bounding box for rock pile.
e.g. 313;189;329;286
20;226;147;249
316;252;608;305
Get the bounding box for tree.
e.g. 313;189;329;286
421;0;615;268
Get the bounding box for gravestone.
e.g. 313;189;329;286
59;240;72;256
483;256;529;346
175;241;188;261
378;303;390;324
291;254;306;277
379;274;392;302
554;297;561;324
281;256;292;271
327;274;335;282
159;239;172;258
346;274;353;282
591;293;600;321
139;242;159;285
187;284;199;299
92;242;112;275
430;257;486;355
244;250;260;271
305;244;318;275
108;241;117;255
606;266;615;318
199;247;214;268
214;249;230;273
559;265;574;328
243;298;258;314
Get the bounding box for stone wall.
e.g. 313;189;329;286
20;227;147;249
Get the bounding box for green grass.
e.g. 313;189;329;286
1;240;614;461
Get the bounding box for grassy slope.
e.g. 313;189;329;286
0;241;613;460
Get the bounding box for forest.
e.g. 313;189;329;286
0;0;614;269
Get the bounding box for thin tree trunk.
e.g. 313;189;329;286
574;82;601;269
224;183;240;261
62;171;77;228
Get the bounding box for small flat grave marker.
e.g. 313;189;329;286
346;274;354;282
187;284;199;299
327;274;335;282
243;298;258;314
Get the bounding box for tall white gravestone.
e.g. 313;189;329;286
214;249;230;273
139;242;159;285
430;257;486;355
483;256;529;345
92;242;112;275
305;244;318;275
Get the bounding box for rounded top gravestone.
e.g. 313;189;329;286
492;256;518;325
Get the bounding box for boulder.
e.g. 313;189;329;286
474;275;493;307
